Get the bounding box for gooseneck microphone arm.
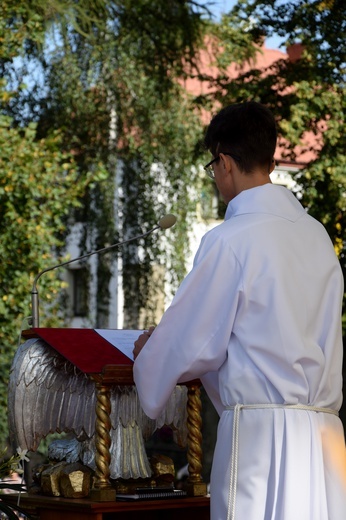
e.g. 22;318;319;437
30;214;177;328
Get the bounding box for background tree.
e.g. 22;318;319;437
0;117;96;442
204;0;345;269
0;0;209;445
0;2;97;444
4;1;209;328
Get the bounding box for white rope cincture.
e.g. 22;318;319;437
225;403;339;520
227;403;243;520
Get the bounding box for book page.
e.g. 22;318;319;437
95;329;143;360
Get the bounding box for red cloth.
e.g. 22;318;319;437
33;328;133;373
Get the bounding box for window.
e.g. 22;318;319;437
72;267;88;317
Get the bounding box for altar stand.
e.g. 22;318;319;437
10;328;208;516
3;494;210;520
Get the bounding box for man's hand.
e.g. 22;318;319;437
133;326;155;359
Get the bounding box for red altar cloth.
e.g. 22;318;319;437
32;328;133;374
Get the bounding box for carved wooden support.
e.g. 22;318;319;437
89;378;116;501
88;368;207;500
185;384;207;497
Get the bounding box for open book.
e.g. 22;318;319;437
95;328;142;361
116;488;187;501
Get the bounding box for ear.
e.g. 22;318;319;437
219;153;233;173
269;158;276;174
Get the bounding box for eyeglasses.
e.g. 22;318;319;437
204;152;241;180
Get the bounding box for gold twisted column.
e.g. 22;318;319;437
185;384;207;496
90;380;116;501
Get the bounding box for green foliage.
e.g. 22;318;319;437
0;0;103;437
0;114;93;443
4;0;208;327
206;13;259;71
200;1;346;270
0;0;208;444
1;0;206;328
0;2;46;60
231;0;346;83
115;57;204;324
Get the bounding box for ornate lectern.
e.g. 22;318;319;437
8;328;207;503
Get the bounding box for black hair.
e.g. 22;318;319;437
204;101;277;173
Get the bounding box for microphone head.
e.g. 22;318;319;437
158;214;177;230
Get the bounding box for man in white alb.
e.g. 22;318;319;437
133;101;346;520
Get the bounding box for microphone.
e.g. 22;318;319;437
157;214;177;229
30;214;177;328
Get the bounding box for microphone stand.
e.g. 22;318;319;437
31;215;176;328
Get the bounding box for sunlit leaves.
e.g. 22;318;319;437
0;115;89;442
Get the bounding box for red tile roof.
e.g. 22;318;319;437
184;41;317;168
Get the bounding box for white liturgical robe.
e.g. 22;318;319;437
133;183;346;520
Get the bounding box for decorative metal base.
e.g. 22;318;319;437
184;481;208;497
